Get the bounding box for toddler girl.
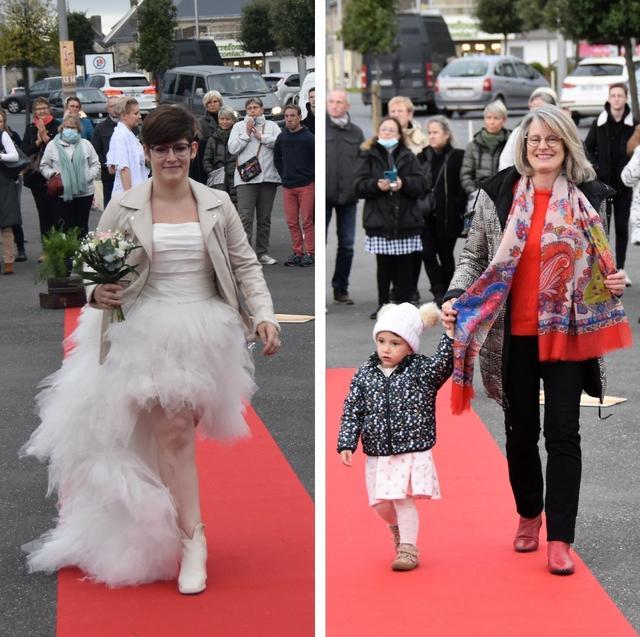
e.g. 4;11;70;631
337;302;454;570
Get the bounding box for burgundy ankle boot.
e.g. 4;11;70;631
548;541;575;575
513;514;542;552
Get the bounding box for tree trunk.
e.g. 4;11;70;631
623;37;639;122
503;33;508;56
371;55;382;131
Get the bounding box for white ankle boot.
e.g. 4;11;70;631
178;522;207;594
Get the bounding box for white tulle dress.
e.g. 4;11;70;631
23;222;256;587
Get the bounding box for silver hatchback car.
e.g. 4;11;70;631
435;55;549;115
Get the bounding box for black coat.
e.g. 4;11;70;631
301;104;315;133
337;335;453;456
418;143;466;238
202;127;237;204
355;141;428;239
22;119;59;190
91;117;117;183
326;114;364;206
584;103;637;189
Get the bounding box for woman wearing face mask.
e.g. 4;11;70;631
203;106;238;203
64;95;94;140
39;114;101;236
354;116;428;319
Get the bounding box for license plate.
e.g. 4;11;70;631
448;88;472;95
580;85;601;91
379;79;393;87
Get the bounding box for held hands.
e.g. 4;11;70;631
340;450;353;466
441;298;458;338
256;322;281;356
94;283;124;310
245;117;255;136
604;271;625;297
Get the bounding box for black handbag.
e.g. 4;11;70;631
417;151;449;219
237;143;262;182
0;143;30;180
22;146;45;188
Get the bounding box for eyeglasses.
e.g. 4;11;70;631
149;143;192;158
525;135;562;147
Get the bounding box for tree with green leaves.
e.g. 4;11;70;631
545;0;640;120
342;0;397;125
239;0;277;70
475;0;524;52
135;0;177;89
0;0;57;123
270;0;314;78
68;12;96;65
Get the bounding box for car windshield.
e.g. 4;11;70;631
73;89;106;104
108;76;149;87
440;59;489;77
207;72;270;96
572;64;624;77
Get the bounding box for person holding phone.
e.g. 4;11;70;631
354;117;428;319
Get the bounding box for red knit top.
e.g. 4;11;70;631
510;189;552;335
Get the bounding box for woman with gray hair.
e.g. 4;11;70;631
203;106;238;203
200;90;224;139
414;115;466;304
499;87;558;170
442;105;631;576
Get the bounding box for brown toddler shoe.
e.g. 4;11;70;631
391;543;419;571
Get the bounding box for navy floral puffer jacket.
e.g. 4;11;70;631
337;334;453;456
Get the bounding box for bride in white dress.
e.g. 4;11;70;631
22;105;281;594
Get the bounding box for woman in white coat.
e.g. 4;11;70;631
40;114;100;236
228;97;281;265
23;105;281;594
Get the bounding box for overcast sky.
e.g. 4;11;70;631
68;0;132;34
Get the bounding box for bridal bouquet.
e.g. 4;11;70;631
73;230;141;321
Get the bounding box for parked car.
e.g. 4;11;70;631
362;13;456;113
85;72;157;115
435;55;549;116
1;87;26;114
48;88;109;125
262;72;300;106
160;65;283;120
28;76;86;103
560;56;640;124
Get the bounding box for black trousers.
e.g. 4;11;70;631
504;336;585;543
54;195;93;237
375;253;416;306
418;218;457;301
30;186;60;240
611;187;632;269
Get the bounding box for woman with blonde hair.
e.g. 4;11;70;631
388;95;429;155
442;105;631;576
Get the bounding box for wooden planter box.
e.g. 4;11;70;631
39;276;86;309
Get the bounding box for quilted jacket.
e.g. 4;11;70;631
337;334;453;456
445;167;613;407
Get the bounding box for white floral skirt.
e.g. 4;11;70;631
365;450;441;506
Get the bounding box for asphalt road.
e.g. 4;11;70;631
326;93;640;632
0;111;314;636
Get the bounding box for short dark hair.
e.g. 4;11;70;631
308;87;315;95
284;104;301;116
141;104;197;146
245;97;263;109
609;82;628;96
65;95;81;107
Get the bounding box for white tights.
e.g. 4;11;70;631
373;497;419;545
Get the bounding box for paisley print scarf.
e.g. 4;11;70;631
451;174;632;415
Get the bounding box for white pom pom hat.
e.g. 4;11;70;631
373;302;442;353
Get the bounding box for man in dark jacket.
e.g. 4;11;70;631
585;83;637;283
301;87;315;133
274;104;315;266
90;95;118;209
326;89;364;304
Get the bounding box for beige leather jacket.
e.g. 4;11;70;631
88;178;279;360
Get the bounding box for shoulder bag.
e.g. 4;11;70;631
236;142;262;183
0;143;31;180
417;151;449;219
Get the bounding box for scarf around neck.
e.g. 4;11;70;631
451;174;632;414
54;135;88;201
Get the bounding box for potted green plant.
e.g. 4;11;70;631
37;228;86;309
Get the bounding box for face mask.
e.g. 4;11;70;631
378;137;398;150
61;129;80;143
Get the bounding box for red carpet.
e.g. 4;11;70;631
56;308;314;637
327;368;637;637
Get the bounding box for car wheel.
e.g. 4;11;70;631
6;98;20;114
571;112;581;126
